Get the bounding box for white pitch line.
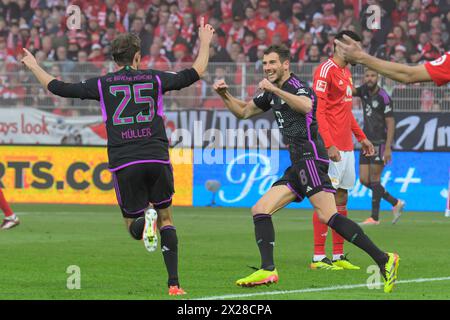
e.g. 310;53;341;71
196;276;450;300
14;211;101;215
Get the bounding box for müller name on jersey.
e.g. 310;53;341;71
121;127;152;140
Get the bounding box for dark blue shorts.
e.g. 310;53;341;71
112;163;174;218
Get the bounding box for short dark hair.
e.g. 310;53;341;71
111;33;141;66
335;30;361;43
263;44;291;62
334;30;361;50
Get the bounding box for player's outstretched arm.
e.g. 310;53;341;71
213;80;263;119
22;48;99;100
258;79;312;114
21;48;55;88
192;17;215;78
335;35;431;84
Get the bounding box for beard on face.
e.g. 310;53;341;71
267;67;284;83
366;80;377;90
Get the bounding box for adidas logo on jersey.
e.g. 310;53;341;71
306;186;313;192
338;80;344;85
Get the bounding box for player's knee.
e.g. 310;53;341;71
251;203;269;215
316;211;330;224
370;175;381;184
359;177;370;187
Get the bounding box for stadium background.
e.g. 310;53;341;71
0;0;449;212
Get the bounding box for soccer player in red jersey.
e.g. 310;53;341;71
311;31;375;270
0;189;19;230
334;35;450;86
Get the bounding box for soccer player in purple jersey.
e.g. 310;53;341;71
213;45;400;293
354;68;405;225
21;18;215;296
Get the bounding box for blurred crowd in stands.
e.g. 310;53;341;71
0;0;449;114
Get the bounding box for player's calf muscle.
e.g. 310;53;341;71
129;217;145;240
158;207;174;227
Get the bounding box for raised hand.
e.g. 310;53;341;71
334;34;365;64
258;78;277;93
198;16;215;44
213;79;228;96
21;48;38;69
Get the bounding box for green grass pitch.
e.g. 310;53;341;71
1;204;450;300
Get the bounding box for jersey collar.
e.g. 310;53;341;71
330;57;347;69
281;73;296;89
368;85;380;97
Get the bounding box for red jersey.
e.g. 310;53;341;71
424;51;450;86
313;58;366;151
